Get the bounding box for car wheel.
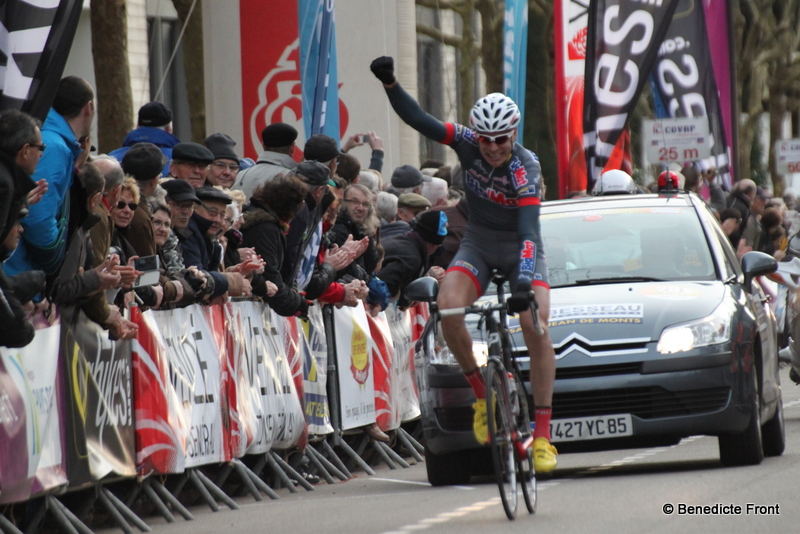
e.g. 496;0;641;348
424;446;471;486
761;393;786;457
718;372;764;467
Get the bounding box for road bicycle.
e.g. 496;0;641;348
406;275;537;520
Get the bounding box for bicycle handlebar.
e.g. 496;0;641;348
438;292;546;336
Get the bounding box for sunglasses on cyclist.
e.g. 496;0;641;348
476;132;513;145
116;201;138;211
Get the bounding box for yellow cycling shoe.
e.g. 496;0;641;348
472;399;489;445
533;437;558;473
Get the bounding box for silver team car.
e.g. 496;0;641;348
415;191;784;485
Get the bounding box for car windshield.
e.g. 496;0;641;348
542;205;716;288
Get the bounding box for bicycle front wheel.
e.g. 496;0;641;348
513;370;537;514
486;359;518;520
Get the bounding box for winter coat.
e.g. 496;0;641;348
4;108;82;276
240;200;306;316
378;231;431;299
233;151;297;201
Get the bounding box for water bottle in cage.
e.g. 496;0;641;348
508;372;519;417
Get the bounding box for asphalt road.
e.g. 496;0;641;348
98;365;800;534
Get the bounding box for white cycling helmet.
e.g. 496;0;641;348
469;93;521;134
595;169;637;195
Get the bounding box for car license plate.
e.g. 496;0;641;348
545;414;633;443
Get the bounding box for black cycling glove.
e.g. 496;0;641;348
370;56;396;85
507;282;533;314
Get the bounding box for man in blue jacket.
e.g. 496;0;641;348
4;76;95;277
109;101;179;177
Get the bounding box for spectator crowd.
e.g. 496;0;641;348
4;76;796;364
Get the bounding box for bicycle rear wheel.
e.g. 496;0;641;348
486;359;517;520
513;371;536;514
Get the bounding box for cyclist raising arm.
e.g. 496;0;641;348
370;56;557;473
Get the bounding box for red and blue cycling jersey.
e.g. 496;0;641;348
386;83;545;290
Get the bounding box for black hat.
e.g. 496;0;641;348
204;133;239;162
391;164;430;189
121;142;165;182
195;186;232;204
161;178;201;204
172;142;215;164
138;101;173;127
296;161;335;187
261;123;298;148
414;210;448;245
303;134;341;162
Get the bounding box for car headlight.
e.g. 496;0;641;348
657;300;734;354
431;340;489;367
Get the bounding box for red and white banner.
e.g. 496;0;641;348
0;316;66;503
368;311;399;432
282;316;309;449
131;307;186;476
333;304;376;431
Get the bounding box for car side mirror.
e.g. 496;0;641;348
404;276;439;303
741;251;778;292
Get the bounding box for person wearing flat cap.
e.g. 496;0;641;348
205;133;240;189
233;122;299;200
169;142;215;188
169;182;248;300
376;210;448;306
389;164;430;196
381;192;431;239
120;142;165;257
109;101;180;178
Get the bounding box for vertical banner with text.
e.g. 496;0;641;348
649;0;733;185
582;0;680;189
60;307;136;488
333;304;376;431
301;306;333;436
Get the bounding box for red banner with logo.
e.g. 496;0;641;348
131;307;185;476
555;0;636;196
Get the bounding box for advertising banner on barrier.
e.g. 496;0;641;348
368;311;399;432
300;306;332;435
60;307;136;488
158;305;225;468
131;307;186;475
227;301;305;454
0;316;67;503
283;316;309;449
203;305;235;462
223;301;251;458
386;304;420;423
333;304;376;431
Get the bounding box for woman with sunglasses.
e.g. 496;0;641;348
371;56;558;474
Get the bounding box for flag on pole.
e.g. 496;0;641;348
298;0;341;141
503;0;528;138
0;0;84;121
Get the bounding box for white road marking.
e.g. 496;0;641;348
380;497;501;534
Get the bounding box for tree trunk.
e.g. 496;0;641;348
90;0;133;154
768;82;786;196
476;0;504;93
172;0;206;143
